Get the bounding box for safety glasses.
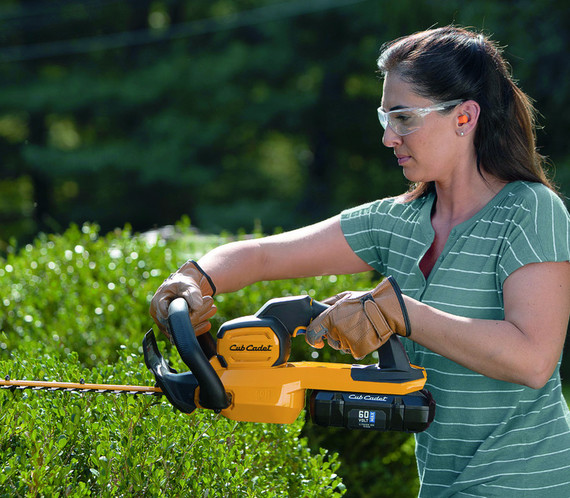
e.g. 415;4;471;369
377;99;464;136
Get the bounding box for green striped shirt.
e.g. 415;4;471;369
340;181;570;497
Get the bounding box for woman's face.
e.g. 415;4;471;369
380;72;462;184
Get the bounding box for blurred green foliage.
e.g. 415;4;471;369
0;0;568;249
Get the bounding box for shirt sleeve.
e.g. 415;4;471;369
340;200;386;273
498;183;570;285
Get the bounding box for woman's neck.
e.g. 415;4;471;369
433;173;506;228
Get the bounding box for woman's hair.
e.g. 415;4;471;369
377;26;554;199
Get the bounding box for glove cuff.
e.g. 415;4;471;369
386;276;411;337
368;276;412;337
187;260;217;296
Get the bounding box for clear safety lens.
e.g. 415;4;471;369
377;99;463;136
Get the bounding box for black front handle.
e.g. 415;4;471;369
255;295;329;336
167;298;230;412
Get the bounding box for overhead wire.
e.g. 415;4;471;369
0;0;370;63
0;0;137;21
0;0;149;34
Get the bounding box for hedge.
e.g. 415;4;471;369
0;220;420;497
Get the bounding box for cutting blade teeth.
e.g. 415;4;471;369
0;379;162;396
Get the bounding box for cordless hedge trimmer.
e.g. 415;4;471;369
1;296;435;432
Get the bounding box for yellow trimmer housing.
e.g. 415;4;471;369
144;296;435;432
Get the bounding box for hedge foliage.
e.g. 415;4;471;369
1;349;344;497
0;221;420;496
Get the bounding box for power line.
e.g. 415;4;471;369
0;0;149;36
0;0;370;63
0;0;134;21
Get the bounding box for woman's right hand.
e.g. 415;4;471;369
149;260;217;339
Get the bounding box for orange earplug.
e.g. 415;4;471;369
458;115;468;124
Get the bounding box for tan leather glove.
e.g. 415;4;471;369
305;276;411;359
150;260;217;339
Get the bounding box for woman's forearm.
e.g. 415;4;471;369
404;297;556;389
197;239;268;294
197;215;371;294
403;262;570;389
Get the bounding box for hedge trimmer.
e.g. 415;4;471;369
1;296;435;432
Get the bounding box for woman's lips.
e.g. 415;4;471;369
396;155;411;165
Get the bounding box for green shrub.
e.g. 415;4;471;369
0;349;344;497
0;221;420;496
0;221;214;368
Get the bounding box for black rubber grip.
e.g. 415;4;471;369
167;298;229;411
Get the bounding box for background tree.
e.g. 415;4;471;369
0;0;567;246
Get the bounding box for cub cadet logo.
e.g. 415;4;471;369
229;344;273;352
348;394;388;402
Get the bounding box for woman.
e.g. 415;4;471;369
151;27;570;496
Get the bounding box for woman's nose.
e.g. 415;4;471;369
382;126;402;148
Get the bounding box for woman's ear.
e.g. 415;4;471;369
456;100;480;136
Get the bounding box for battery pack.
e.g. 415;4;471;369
309;389;435;432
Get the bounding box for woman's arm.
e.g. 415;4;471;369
404;261;570;389
150;215;372;332
198;215;372;293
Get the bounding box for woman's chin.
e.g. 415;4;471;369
402;167;419;182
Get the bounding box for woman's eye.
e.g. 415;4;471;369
394;112;412;122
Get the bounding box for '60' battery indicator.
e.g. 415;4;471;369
358;410;376;423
